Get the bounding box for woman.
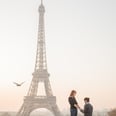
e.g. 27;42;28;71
68;90;79;116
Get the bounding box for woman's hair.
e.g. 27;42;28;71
70;90;77;97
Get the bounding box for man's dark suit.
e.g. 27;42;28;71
80;103;93;116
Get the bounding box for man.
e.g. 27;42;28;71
79;97;93;116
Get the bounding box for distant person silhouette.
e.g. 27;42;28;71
79;97;93;116
68;90;79;116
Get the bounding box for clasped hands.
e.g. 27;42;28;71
74;104;81;110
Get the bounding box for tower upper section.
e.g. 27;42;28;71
34;0;47;72
39;0;45;13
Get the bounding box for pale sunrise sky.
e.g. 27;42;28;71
0;0;115;112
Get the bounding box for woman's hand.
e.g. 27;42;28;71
74;104;77;108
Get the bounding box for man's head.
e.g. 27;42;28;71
84;97;90;103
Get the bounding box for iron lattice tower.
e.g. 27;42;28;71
16;0;62;116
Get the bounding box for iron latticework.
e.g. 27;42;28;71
16;0;62;116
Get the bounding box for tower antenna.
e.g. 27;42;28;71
41;0;43;4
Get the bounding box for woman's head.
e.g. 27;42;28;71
70;90;77;97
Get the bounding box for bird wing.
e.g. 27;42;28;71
13;82;19;85
20;81;25;85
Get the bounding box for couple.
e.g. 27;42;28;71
68;90;93;116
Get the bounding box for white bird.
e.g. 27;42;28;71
13;82;25;86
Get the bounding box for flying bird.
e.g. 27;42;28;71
13;82;25;87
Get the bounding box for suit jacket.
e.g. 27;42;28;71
80;103;93;116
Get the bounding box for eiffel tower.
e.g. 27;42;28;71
16;0;62;116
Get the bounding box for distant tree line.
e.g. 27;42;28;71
108;108;116;116
0;112;11;116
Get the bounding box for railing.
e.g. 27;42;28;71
24;96;56;104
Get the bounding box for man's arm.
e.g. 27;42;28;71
79;104;89;113
80;108;84;113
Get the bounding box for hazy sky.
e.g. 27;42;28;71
0;0;115;112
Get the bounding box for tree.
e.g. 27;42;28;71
108;109;116;116
1;112;11;116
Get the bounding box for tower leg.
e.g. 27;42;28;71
51;105;62;116
16;103;32;116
